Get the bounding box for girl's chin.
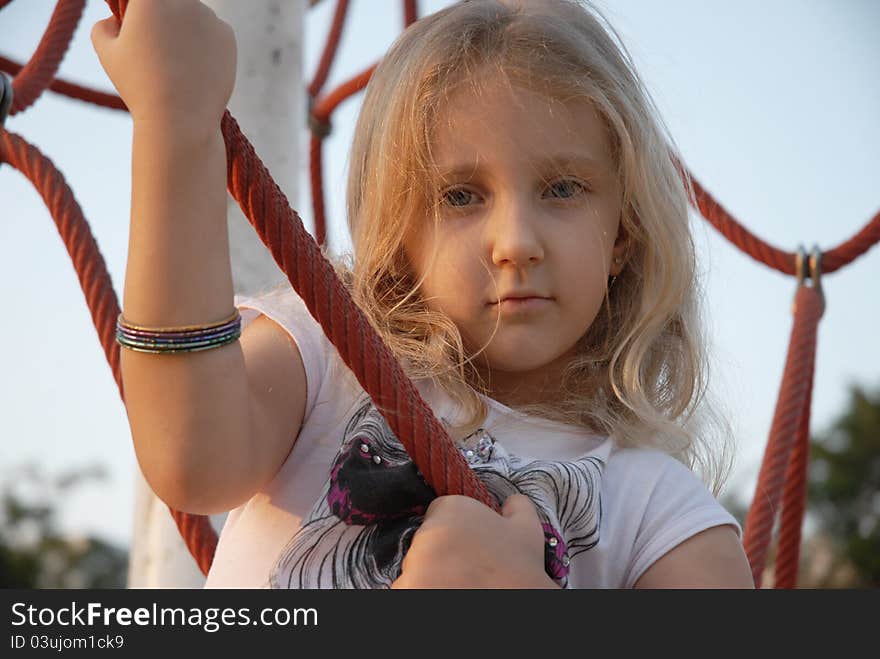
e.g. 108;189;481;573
481;352;561;373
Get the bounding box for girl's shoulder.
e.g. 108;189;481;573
605;443;687;475
597;443;742;588
602;442;741;537
602;443;715;504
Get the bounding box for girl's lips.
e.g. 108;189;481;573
493;297;551;313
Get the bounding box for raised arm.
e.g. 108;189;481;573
92;1;305;514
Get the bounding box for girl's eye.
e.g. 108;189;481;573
545;179;587;200
440;187;479;208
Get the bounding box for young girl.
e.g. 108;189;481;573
92;0;754;588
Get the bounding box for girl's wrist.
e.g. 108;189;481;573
132;114;225;147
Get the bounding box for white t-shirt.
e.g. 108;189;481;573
204;285;740;589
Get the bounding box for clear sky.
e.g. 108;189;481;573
1;0;878;549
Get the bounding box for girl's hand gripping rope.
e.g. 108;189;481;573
91;0;236;136
391;494;560;589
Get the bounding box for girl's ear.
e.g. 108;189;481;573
609;223;630;277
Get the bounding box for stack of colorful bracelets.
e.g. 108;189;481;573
116;310;242;354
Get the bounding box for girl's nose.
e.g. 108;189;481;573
489;199;545;268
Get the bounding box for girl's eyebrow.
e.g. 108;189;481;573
434;161;483;182
435;153;610;181
536;153;611;175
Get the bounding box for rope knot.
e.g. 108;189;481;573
308;111;332;139
307;95;332;138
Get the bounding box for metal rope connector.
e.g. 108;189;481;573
793;243;825;313
0;72;13;128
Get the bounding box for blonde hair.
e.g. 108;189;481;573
333;0;732;492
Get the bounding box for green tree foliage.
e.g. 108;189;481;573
0;463;128;588
808;383;880;587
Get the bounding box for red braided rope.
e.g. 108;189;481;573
221;110;496;510
311;64;378;143
307;0;349;100
774;369;814;589
0;128;217;575
308;133;327;246
691;175;880;275
8;0;85;116
404;0;418;27
742;284;824;586
0;54;127;111
309;64;376;248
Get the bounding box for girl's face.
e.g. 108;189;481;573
404;79;626;406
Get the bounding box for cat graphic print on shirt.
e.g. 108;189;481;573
268;397;604;589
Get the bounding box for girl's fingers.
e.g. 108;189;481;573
501;493;543;542
90;16;121;59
